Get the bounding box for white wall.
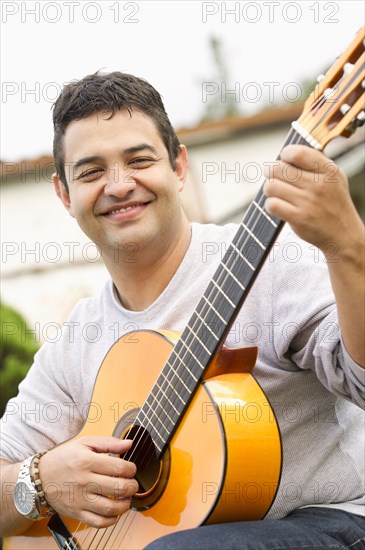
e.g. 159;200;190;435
184;126;291;221
1;179;108;332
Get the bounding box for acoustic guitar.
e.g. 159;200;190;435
4;26;365;550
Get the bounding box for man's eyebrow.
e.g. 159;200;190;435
73;156;103;171
123;144;159;155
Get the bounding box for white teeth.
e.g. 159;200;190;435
109;204;142;214
113;206;132;213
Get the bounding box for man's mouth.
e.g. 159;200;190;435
106;203;146;215
101;201;152;219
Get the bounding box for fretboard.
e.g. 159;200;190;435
137;128;310;457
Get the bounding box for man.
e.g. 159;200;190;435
0;71;364;549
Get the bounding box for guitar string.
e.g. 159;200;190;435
76;79;357;549
89;58;362;490
116;62;365;473
87;90;345;549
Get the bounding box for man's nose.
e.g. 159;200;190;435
104;163;138;196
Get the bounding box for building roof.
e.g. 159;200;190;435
176;103;305;146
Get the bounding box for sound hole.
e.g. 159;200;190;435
120;424;170;510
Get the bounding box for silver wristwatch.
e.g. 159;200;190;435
13;455;50;520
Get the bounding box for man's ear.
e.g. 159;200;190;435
175;144;189;192
52;173;75;218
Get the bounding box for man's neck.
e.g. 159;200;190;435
106;217;192;311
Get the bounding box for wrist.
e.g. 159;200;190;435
13;452;55;521
31;452;55;517
323;219;365;265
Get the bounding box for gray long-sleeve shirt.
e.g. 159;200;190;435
1;222;364;519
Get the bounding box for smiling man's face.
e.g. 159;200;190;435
54;109;188;262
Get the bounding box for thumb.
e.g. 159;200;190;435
80;436;133;454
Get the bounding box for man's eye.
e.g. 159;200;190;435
78;169;103;181
129;158;154;167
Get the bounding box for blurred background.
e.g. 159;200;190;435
1;1;364;411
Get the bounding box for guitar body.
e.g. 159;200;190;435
5;330;281;550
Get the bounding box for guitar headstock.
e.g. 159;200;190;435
296;26;365;150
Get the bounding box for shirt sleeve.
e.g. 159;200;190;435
271;230;365;409
0;328;86;463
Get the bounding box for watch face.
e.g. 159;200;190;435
14;481;35;515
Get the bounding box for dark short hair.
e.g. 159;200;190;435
52;71;181;189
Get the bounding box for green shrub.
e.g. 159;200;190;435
0;301;39;416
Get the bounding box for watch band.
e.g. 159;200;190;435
18;455;34;481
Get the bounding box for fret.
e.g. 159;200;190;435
193;311;220;341
186;324;211;354
220;262;245;290
149;377;181;414
163;362;192;396
154;369;185;405
202;295;227;324
229;242;255;271
211;278;236;308
253;200;278;227
241;222;266;250
138;403;171;437
175;340;204;373
212;265;249;307
244;202;279;248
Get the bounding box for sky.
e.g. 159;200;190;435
1;0;364;161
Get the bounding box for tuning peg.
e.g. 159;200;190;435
323;87;335;99
340;103;351;115
343;62;355;74
346;111;365;133
356;111;365;125
316;74;325;83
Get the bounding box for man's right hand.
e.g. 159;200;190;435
40;436;138;528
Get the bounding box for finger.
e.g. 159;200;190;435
263;179;304;206
280;144;333;174
80;436;134;455
91;474;139;498
84;493;132;519
80;497;132;528
77;510;119;529
264;160;309;188
265;196;299;221
90;454;137;478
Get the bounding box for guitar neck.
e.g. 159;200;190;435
137;127;311;457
